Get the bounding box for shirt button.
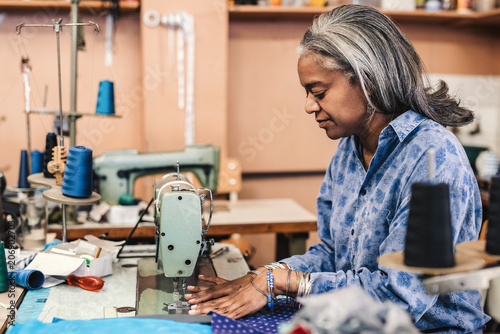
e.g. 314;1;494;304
360;189;366;195
351;229;355;235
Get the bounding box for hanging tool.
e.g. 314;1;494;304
143;11;196;146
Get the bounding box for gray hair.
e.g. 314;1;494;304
297;5;473;127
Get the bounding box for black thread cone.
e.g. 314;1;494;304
43;132;57;178
486;176;500;255
404;183;455;268
0;241;9;292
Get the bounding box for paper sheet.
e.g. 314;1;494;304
25;253;85;276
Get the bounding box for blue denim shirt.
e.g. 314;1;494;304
282;110;490;333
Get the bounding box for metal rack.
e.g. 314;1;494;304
16;1;102;242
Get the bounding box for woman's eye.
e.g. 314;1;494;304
313;92;325;99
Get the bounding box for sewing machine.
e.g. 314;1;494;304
153;167;213;314
93;145;220;205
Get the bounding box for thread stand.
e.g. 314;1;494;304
27;173;100;242
17;18;100;243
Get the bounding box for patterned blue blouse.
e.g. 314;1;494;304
281;110;490;333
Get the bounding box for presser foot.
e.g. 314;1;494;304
167;300;191;314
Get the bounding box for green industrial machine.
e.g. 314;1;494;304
153;168;214;313
93;144;220;205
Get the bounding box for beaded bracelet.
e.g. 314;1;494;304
266;268;275;311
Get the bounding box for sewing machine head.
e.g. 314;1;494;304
94;145;219;205
153;166;213;278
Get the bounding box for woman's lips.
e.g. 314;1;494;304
317;120;328;128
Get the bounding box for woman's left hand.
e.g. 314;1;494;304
185;274;268;319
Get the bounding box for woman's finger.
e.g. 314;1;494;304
189;294;264;319
186;284;231;303
197;275;227;285
188;279;268;319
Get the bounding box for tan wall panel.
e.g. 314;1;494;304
400;23;499;75
228;21;337;173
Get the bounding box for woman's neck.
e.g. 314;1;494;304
358;112;397;170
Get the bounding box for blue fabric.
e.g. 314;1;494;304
281;110;490;333
15;288;50;324
6;317;211;334
212;298;299;334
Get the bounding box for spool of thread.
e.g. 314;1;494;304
486;176;500;255
61;146;93;198
8;270;45;290
43;132;58;178
18;150;30;189
95;80;115;115
31;150;44;174
404;183;455;268
0;241;9;292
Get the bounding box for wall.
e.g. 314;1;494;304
0;7;144;187
1;5;499;267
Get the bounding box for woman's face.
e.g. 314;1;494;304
298;53;369;140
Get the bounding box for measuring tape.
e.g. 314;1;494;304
143;10;196;147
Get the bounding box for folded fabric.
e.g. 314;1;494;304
212;298;299;334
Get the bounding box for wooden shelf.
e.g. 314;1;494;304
31;109;122;118
228;5;500;26
0;0;140;12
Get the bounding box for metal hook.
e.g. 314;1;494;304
16;20;99;35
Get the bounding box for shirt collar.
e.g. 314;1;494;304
387;110;427;142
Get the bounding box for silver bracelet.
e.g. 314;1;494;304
297;272;311;299
263;262;286;270
247;270;261;275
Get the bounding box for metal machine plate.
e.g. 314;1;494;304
136;256;215;321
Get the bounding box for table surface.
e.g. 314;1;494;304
48;198;318;240
12;243;249;326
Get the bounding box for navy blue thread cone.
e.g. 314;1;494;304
62;146;93;198
31;150;44;174
43;132;57;178
486;176;500;255
8;270;45;290
18;150;30;189
95;80;115;115
404;182;455;268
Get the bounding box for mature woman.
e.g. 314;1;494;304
186;5;490;333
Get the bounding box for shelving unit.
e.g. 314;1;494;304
228;5;500;26
31;109;121;118
0;0;140;12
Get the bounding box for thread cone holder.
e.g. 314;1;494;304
47;146;67;186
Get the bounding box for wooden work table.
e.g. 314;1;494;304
47;198;318;258
3;243;248;332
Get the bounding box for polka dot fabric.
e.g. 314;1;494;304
211;299;299;334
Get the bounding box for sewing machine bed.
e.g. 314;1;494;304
135;243;249;324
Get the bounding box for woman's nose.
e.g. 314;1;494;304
305;95;320;114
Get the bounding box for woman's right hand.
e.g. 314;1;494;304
185;273;269;319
